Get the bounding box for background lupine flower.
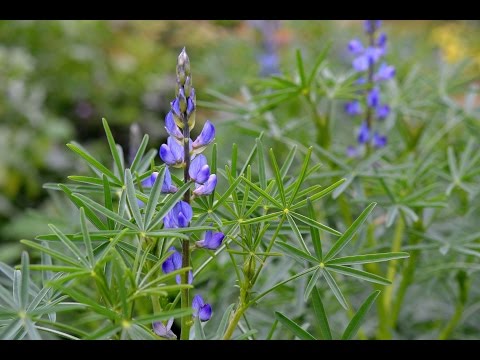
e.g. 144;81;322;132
193;174;217;196
162;247;193;285
196;230;225;250
163;201;193;228
248;20;282;77
345;20;395;154
192;294;212;322
153;318;176;339
189;154;211;184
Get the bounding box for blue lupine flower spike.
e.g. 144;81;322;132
192;294;212;322
196;230;225;250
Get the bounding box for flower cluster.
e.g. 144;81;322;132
345;20;395;156
153;49;224;338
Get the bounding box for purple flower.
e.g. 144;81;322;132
192;120;215;154
347;39;364;55
352;47;383;72
352;55;369;72
189;154;210;184
141;172;158;188
374;63;395;82
163;201;193;229
372;132;387;148
192;294;212;322
345;101;362;116
153;318;176;339
346;145;359;158
357;122;370;144
376;104;390;119
367;87;380;108
162;246;193;285
165;112;184;141
259;52;280;77
364;20;382;34
377;33;387;48
193;174;217;197
160;136;184;168
196;230;224;250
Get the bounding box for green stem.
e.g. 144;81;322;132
391;219;424;327
438;302;464;340
223;304;247;340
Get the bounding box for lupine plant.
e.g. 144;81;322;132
203;20;480;339
0;46;412;340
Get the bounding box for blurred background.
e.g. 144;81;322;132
0;19;479;264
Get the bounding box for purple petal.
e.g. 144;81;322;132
192;294;205;315
377;33;387;48
347;39;364;55
187;97;195;116
192;120;215;152
364;20;381;34
176;201;193;223
196;165;211;184
161;168;173;193
162;257;175;274
374;63;395;82
175;274;181;284
171;98;181;118
193;174;217;196
137;199;145;208
153;322;167;337
199;304;212;322
172;251;182;270
167;137;184;164
376;104;390;119
141;172;158;188
373;132;387;148
367;88;380;108
159;144;176;166
353;55;368;72
166;318;174;331
189;154;208;180
365;47;383;65
346;146;358;158
205;232;224;250
344;101;362;116
165;112;184;141
177;212;189;228
163;212;173;228
188;270;193;285
357;122;370;144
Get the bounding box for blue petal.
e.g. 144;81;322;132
165;112;184;141
193;174;217;196
192;120;215;151
367;88;380;108
153;322;167;337
344;101;362;116
376;104;390;119
188;270;193;285
365;47;383;65
162;258;175;274
189;154;208;181
172;251;182;270
346;146;358;158
357;122;370;144
377;33;387;48
347;39;364;55
159;144;176;166
196;165;211;184
171;98;181;118
192;294;204;315
352;55;368;72
177;201;193;223
199;304;212;322
142;172;158;188
175;274;181;285
374;63;395;81
373;133;387;148
205;232;224;250
161;167;172;193
167;137;184;164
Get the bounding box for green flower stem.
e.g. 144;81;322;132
438;301;465;340
223;296;247;340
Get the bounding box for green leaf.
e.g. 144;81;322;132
147;181;191;231
256;138;267;189
102;118;124;177
194;319;206;340
20;240;80;267
307;43;331;86
269;149;286;205
322;269;348;310
130;134;149;173
311;286;332;340
280;145;297;178
240;176;283;209
291;178;346;209
307;199;322;260
20;252;30;310
72;193;138;231
324;202;376;262
304;268;322;301
326;264;391;285
286;214;310;253
79;208;95;268
66;142;120;185
48;224;89;268
125;169;144;230
215;303;236;339
288;146;312;207
327;252;410;266
103;175;115;230
212;175;242;211
25;319;42;340
342;290;380;340
276;241;319;264
144;167;165;228
290;211;341;237
58;184;106;230
295;49;307;87
275;312;315;340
